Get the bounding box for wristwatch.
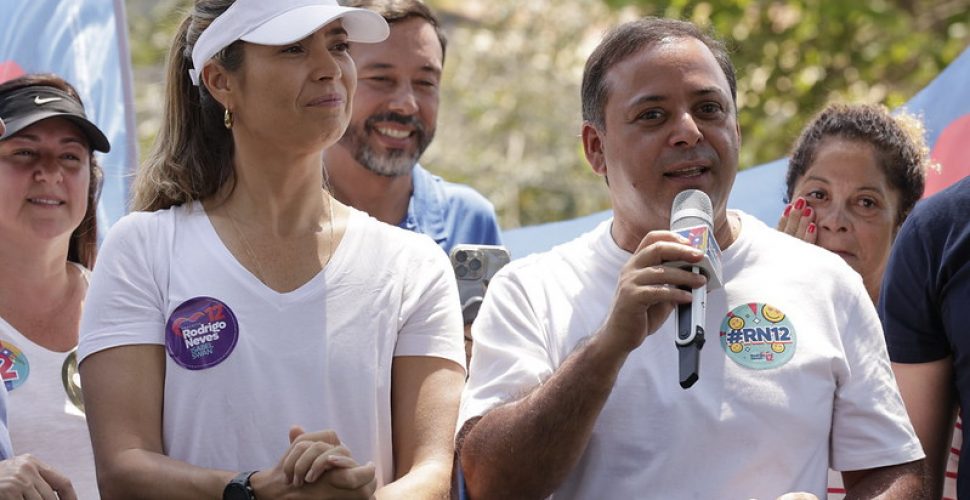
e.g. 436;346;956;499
223;471;257;500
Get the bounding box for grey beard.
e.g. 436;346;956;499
339;112;434;178
356;143;419;178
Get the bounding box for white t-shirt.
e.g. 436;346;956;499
79;202;464;486
0;264;98;499
0;384;11;460
459;211;922;499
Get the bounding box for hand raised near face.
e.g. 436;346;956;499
777;197;817;244
599;230;707;355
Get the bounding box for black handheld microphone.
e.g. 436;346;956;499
668;190;723;389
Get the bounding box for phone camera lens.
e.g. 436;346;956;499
469;258;482;271
455;265;468;277
455;250;468;262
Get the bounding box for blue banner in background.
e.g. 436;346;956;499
0;0;136;229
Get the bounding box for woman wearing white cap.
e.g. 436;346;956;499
79;1;465;498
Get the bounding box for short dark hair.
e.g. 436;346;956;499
785;103;929;227
581;17;736;130
340;0;447;61
0;73;103;268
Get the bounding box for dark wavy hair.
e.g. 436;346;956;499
0;73;104;268
786;103;930;227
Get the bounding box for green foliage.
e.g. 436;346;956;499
599;0;969;171
126;0;969;228
425;0;617;227
128;0;188;65
127;0;193;160
428;0;968;227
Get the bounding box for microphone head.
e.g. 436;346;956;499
668;189;723;290
670;189;714;232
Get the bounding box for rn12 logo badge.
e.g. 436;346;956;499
719;303;796;370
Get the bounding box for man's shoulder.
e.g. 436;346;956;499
414;165;495;213
497;221;614;285
412;165;491;207
890;179;970;264
409;165;502;248
907;177;970;232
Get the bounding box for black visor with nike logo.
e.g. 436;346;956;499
0;85;110;153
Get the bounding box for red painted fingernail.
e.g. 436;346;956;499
802;207;812;217
794;198;805;210
783;204;792;216
808;223;816;234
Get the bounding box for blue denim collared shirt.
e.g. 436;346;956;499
398;164;502;254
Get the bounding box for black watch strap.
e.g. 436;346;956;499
223;470;257;500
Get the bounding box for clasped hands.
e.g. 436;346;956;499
250;426;377;499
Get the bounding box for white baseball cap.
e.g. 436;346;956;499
189;0;390;86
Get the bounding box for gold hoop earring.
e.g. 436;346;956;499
224;108;233;130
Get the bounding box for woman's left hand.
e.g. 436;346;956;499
777;197;817;244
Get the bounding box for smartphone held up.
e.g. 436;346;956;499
450;244;511;324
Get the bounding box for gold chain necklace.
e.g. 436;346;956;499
225;205;268;284
224;194;336;285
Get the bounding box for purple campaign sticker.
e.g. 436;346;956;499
165;297;239;370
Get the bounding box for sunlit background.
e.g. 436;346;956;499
126;0;970;228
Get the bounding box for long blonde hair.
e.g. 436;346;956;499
132;0;244;212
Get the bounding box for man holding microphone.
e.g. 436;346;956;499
457;17;925;499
